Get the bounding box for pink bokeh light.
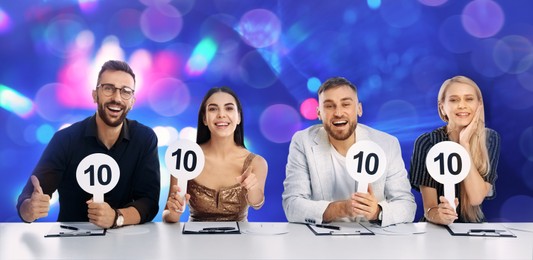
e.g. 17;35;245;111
0;8;12;33
300;98;318;120
78;0;99;13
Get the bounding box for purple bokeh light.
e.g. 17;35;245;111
418;0;447;7
237;9;281;49
259;104;301;143
462;0;504;38
140;4;183;43
147;77;190;117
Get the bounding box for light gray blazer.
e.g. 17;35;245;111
282;123;416;227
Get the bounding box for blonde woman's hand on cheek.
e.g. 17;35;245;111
460;105;482;147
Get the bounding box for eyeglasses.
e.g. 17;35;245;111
98;84;135;100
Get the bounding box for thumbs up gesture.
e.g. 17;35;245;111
20;175;51;222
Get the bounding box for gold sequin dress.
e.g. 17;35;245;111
187;153;256;221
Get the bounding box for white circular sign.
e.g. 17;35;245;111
76;153;120;202
345;140;387;184
165;139;205;181
425;141;471;185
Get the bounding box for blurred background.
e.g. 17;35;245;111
1;0;532;223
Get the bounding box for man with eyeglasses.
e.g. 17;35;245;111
17;60;160;229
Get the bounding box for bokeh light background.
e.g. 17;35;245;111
1;0;532;223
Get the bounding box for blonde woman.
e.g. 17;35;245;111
410;76;500;224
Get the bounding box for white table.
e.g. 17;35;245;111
1;222;532;259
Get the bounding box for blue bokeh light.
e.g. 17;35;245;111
36;124;55;144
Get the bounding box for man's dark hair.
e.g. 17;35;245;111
317;77;357;95
97;60;136;86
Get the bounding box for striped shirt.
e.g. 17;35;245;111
409;126;501;222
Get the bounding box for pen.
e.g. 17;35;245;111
60;225;79;231
202;227;236;231
315;224;341;230
468;229;504;233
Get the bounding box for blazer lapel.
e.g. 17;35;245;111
355;124;370;142
311;127;334;201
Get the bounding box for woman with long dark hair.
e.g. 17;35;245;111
163;87;268;222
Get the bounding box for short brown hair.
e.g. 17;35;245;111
317;77;357;95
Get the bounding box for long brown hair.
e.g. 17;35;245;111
437;75;490;222
196;87;245;147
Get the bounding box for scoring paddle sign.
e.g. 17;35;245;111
165;139;205;198
425;141;471;209
76;153;120;203
345;140;387;193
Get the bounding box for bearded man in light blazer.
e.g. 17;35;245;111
282;77;415;227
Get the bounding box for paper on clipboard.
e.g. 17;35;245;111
45;223;106;238
306;222;374;236
182;221;241;234
446;223;516;237
363;222;427;236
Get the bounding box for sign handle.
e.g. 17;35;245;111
444;184;457;210
177;178;188;198
93;193;104;204
356;181;368;194
176;178;189;213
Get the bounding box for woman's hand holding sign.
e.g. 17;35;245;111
163;139;205;222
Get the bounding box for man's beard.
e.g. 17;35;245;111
97;98;130;127
323;121;356;141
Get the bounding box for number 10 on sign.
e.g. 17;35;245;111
165;139;205;198
425;141;471;210
76;153;120;203
345;140;387;193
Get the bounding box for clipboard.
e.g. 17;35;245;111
446;223;516;238
182;221;241;234
45;223;106;238
306;222;374;236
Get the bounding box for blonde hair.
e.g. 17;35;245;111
437;75;490;222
